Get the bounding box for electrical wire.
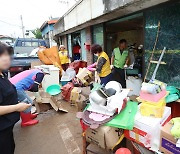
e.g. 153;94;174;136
0;19;21;28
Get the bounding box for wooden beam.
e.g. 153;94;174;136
150;60;166;65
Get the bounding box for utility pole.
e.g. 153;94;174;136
20;15;25;38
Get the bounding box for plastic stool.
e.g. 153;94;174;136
116;148;131;154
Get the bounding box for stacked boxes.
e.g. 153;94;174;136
160;122;180;154
139;97;166;118
138;81;167;118
124;106;171;150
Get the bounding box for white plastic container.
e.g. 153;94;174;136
126;76;142;96
35;65;60;91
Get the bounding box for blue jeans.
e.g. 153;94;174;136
100;73;112;86
16;90;33;113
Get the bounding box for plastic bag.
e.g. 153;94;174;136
61;82;74;101
61;68;76;81
106;101;138;130
166;86;180;103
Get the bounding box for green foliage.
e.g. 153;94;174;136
32;28;43;39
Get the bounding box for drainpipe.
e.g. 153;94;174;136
48;24;51;47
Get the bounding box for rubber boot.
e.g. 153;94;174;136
30;113;38;119
20;112;39;127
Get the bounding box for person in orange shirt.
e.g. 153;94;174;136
59;45;70;71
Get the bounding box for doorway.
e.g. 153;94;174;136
71;32;81;61
105;13;144;76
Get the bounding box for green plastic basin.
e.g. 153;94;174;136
46;84;61;96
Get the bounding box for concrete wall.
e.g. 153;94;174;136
54;0;170;36
61;35;68;49
85;27;93;65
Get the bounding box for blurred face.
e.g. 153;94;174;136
0;51;11;71
60;47;65;51
94;52;99;57
119;42;127;50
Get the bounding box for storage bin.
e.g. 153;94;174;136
140;100;166;118
35;65;60;91
61;80;70;86
137;97;166;106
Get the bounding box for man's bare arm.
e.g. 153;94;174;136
111;56;114;65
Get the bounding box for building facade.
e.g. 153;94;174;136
0;35;14;46
40;18;59;47
54;0;180;87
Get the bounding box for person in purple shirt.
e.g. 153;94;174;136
10;69;45;127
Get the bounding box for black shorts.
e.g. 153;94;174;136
0;126;15;154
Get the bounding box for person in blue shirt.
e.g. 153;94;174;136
10;69;44;127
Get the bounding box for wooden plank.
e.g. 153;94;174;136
150;60;166;64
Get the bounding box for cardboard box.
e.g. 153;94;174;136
86;126;123;149
124;106;171;150
35;89;68;113
70;87;81;105
160;122;180;154
31;60;43;68
86;143;110;154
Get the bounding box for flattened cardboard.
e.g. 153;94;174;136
51;96;68;113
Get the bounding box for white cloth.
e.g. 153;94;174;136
176;139;180;148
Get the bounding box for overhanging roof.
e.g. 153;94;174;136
54;0;171;37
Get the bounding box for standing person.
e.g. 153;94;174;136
10;69;45;127
91;44;112;85
0;42;31;154
59;45;70;71
73;42;81;60
111;39;129;88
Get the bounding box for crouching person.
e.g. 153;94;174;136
9;69;44;127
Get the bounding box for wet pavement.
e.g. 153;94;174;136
14;103;82;154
